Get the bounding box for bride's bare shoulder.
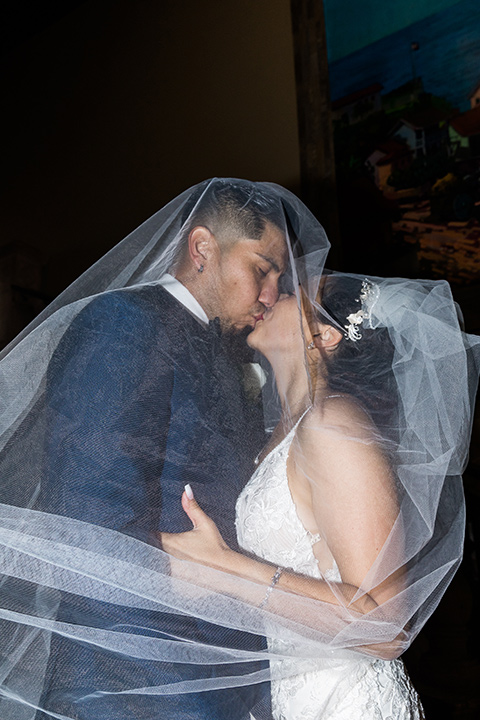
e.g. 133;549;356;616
297;394;377;446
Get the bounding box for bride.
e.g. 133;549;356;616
161;271;476;719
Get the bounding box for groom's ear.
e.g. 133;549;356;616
188;226;218;272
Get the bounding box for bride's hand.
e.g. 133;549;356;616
159;485;234;571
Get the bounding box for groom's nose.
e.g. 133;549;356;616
258;279;280;308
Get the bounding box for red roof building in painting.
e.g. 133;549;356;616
449;104;480;157
366;139;413;191
332;83;383;125
390;107;454;158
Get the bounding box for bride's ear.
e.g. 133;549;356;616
311;324;343;352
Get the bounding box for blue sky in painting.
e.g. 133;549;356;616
327;0;480;111
324;0;462;61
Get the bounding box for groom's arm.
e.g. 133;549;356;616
42;290;173;539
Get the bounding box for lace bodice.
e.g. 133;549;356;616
235;420;424;720
236;419;339;581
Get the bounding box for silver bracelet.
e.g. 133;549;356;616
259;567;283;609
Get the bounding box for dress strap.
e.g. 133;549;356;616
294;409;321;546
292;407;311;429
254;408;311;465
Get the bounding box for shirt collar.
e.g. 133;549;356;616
158;273;209;325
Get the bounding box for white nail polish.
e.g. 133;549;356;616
184;484;194;500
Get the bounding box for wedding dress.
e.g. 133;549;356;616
236;417;424;720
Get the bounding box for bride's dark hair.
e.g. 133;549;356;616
312;274;398;438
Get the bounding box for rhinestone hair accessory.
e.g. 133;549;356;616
344;279;380;341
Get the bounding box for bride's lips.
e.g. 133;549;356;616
253;313;264;327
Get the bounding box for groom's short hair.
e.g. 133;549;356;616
181;179;285;245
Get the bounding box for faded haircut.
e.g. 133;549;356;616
169;179;287;272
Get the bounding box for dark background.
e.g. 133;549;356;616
1;0;300;332
2;1;479;717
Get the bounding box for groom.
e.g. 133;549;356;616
37;181;288;720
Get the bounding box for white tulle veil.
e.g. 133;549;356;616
0;178;478;720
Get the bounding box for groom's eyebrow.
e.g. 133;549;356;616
255;253;282;273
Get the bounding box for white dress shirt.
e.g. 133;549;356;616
158;273;209;325
159;273;266;393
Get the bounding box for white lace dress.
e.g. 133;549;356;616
235;422;424;720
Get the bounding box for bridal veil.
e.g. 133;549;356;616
0;178;477;719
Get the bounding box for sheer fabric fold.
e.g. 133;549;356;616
0;178;478;719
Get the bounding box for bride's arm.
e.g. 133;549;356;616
160;399;407;660
160;486;375;613
293;398;404;609
159;490;405;660
292;399;408;658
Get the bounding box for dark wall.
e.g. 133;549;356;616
2;0;300;304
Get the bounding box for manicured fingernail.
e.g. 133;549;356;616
184;484;194;500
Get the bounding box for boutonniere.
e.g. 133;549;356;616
241;362;267;403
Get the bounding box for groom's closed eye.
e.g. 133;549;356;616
254;253;282;275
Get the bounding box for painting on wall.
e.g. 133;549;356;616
324;0;480;285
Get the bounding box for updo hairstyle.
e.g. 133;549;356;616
311;274;398;436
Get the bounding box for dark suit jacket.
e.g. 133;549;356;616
36;285;268;720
